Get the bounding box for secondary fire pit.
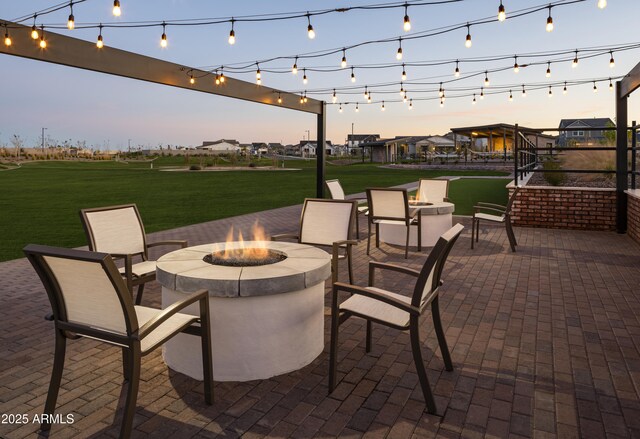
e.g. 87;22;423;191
156;224;331;382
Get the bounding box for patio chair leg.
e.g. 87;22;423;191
505;220;517;252
431;297;453;371
119;346;141;439
355;210;360;240
122;347;131;381
199;299;214;405
475;219;480;243
347;246;354;284
417;221;422;252
328;298;341;394
405;225;410;259
375;223;380;248
135;284;145;305
41;330;67;432
365;320;372;353
470;218;475;249
409;318;438;415
366;221;372;256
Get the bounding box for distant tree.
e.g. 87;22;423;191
10;135;24;159
603;121;616;144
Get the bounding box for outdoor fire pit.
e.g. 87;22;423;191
156;239;331;382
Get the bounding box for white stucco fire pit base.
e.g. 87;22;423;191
156;241;331;382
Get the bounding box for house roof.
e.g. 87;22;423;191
450;123;543;137
558;118;614;129
202;139;240;146
347;134;380;141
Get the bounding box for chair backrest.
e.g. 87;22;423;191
23;244;138;338
299;198;356;247
417;178;449;203
80;204;147;256
505;186;521;215
325;179;346;200
411;223;464;308
366;188;410;223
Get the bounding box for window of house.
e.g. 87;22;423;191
571;130;584;136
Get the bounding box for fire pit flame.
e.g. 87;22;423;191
206;221;286;267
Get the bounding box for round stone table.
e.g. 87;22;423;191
156;241;331;382
378;201;455;248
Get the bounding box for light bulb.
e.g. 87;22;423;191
332;90;337;103
351;68;356;83
403;95;407;103
440;98;444;108
498;2;506;21
228;29;235;45
401;68;407;81
355;104;359;112
572;52;578;68
598;0;607;8
39;35;46;48
307;16;315;40
513;58;519;73
113;0;121;17
403;14;411;32
219;72;225;83
160;24;168;48
480;88;485;99
31;25;39;39
563;82;568;94
438;83;444;98
472;94;476;104
96;34;103;48
277;94;282;104
546;63;551;77
546;15;554;32
548;87;553;97
409;99;413;109
484;72;490;86
303;95;308;103
4;32;11;46
256;69;261;81
300;96;304;104
341;50;347;68
303;70;308;84
609;79;613;91
189;75;195;85
465;33;472;48
609;52;615;68
454;61;460;77
67;14;75;30
364;87;368;98
522;86;527;97
292;59;298;75
367;94;371;103
215;74;220;85
400;84;405;97
339;105;343;113
509;91;513;102
396;41;403;60
593;82;598;93
381;101;385;111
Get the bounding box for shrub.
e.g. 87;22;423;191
542;160;566;186
248;162;256;168
189;165;201;171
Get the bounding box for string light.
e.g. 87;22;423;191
438;82;444;98
300;95;304;104
228;19;236;45
441;91;446;102
255;63;261;85
472;94;476;104
597;0;607;8
546;6;554;32
563;81;567;94
215;71;221;85
339;104;343;113
401;64;407;81
39;26;46;48
508;90;513;101
355;103;359;112
522;84;527;97
113;0;121;17
396;38;403;60
484;71;490;86
409;99;413;109
332;89;337;103
400;82;405;97
364;86;368;98
292;57;298;75
367;92;372;103
189;73;195;85
480;87;485;99
219;67;225;83
403;4;411;31
4;26;11;47
160;22;167;48
96;24;104;48
402;93;408;103
303;68;308;84
350;67;356;83
465;23;472;48
454;60;460;77
67;2;75;30
546;61;551;77
440;97;444;107
548;85;553;97
572;50;579;68
498;1;506;22
513;56;519;73
303;92;308;103
341;49;347;68
381;101;385;111
609;51;615;68
31;15;39;39
306;13;315;39
593;81;598;93
277;92;282;104
609;78;613;91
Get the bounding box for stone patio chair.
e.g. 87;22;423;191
23;244;213;439
417;178;450;203
326;179;368;239
366;187;421;259
80;204;187;304
272;198;357;284
328;223;464;415
471;186;521;252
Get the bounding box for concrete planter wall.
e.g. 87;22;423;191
627;190;640;244
510;184;616;231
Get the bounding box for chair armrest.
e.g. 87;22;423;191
443;197;451;202
138;289;208;339
147;240;188;249
332;282;420;316
368;261;420;287
473;205;506;215
477;202;507;209
271;233;299;242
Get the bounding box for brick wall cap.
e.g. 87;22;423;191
625;189;640;199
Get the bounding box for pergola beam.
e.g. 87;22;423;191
620;60;640;98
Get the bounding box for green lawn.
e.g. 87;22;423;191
0;160;510;261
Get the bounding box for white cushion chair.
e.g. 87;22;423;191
417;178;450;203
80;204;187;304
23;244;213;439
272;198;357;284
366;187;421;259
326;179;368;239
471;186;520;252
328;224;464;415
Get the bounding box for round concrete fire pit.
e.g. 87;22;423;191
156;241;331;381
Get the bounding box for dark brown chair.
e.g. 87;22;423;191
326;179;368;239
24;244;213;439
366;187;421;259
272;198;358;284
471;186;520;252
80;204;187;304
328;223;464;415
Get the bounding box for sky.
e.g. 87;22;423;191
1;0;639;150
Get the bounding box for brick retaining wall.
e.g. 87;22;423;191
511;185;616;231
627;190;640;244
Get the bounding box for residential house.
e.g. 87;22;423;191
416;136;456;156
558;118;615;146
196;139;241;154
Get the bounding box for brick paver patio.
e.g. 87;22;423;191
1;202;640;438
